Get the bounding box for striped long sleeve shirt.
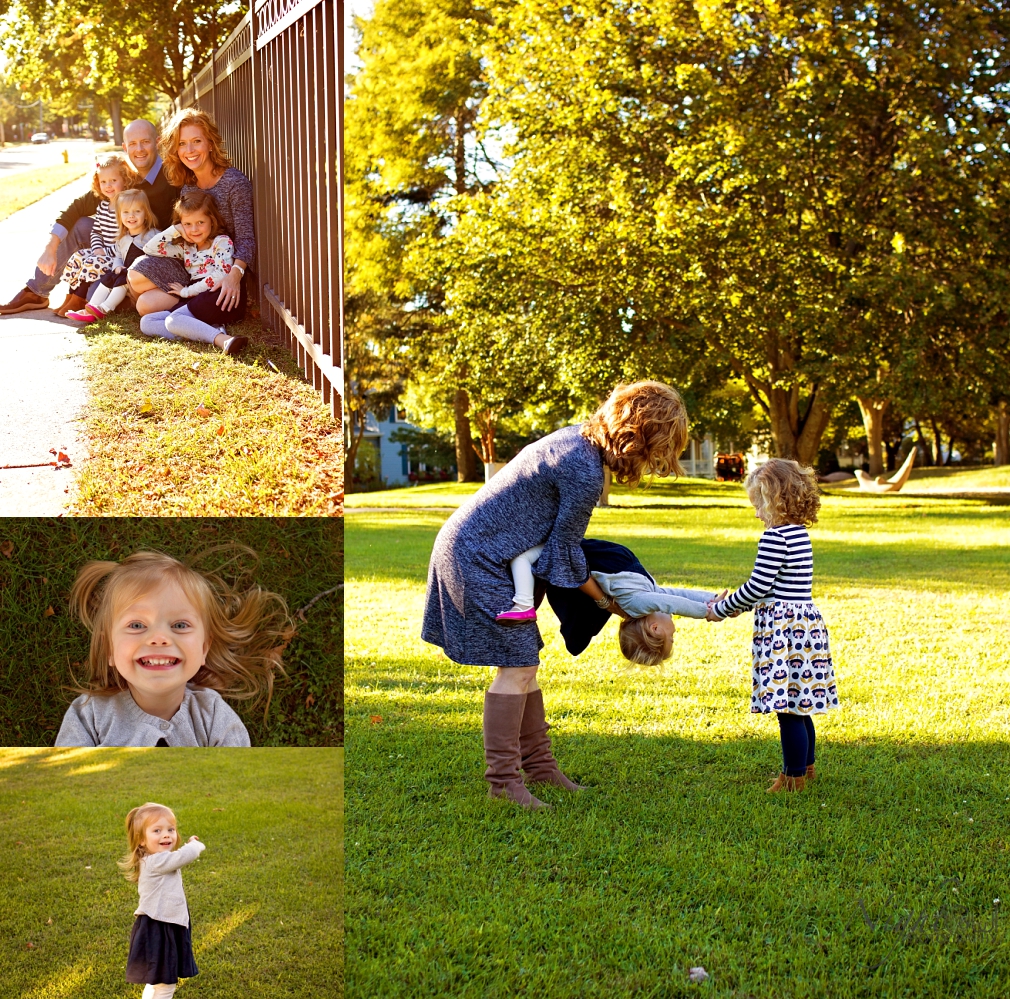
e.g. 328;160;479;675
89;200;119;250
711;524;814;618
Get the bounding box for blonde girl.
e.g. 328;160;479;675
55;550;294;747
56;153;137;317
67;189;159;323
708;459;839;792
137;190;247;355
423;380;689;809
120;802;203;998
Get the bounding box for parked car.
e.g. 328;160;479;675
30;132;49;144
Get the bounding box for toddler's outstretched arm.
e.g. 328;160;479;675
710;533;787;618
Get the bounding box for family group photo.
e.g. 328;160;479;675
344;1;1010;996
0;0;343;518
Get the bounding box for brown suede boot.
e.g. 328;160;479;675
805;764;816;782
767;772;806;793
483;692;549;809
519;689;585;790
54;293;86;318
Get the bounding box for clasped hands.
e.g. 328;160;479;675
705;589;740;622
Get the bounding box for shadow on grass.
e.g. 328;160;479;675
0;518;343;747
348;706;1010;999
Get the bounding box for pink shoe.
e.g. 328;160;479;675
66;304;106;323
496;606;537;624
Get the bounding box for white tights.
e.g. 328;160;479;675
142;985;176;999
89;282;128;313
508;545;544;611
139;305;223;344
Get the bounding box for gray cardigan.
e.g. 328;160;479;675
592;570;715;619
55;685;251;747
136;839;205;927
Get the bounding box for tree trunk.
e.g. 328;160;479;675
855;396;889;477
344;407;367;494
454;388;478;481
995;401;1010;466
454;110;467;196
929;418;945;465
765;385;833;465
109;99;123;146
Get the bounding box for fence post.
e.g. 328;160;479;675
249;0;264;319
337;0;345;411
210;34;217;119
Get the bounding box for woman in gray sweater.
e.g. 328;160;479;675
128;108;254;347
422;381;690;809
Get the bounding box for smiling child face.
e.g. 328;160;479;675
109;580;209;703
120;203;145;234
178;210;212;249
98;167;126;202
144;813;178;854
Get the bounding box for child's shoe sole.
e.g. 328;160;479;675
496;610;537;624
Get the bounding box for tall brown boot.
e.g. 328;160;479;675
519;689;585;790
483;692;549;810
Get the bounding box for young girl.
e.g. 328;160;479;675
67;189;160;323
55;550;294;747
120;802;203;999
497;542;723;665
56;153;137;317
136;190;248;355
707;458;839;792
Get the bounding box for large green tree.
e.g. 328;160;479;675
440;0;1010;463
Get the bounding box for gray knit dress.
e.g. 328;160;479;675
422;425;605;667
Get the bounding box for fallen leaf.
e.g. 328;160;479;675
216;425;225;436
162;467;172;478
26;942;34;950
46;918;52;925
40;577;47;584
0;541;13;558
191;361;201;371
57;452;69;464
370;715;383;725
139;397;154;415
305;693;315;708
196;405;212;418
43;606;55;618
213;807;224;812
49;448;57;456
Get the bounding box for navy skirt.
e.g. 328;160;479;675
126;914;198;985
540;538;652;655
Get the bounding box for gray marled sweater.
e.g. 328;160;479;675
55;685;250;747
183;167;255;266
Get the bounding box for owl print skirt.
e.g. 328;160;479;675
750;600;839;715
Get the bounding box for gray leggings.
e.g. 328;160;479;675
139;306;222;344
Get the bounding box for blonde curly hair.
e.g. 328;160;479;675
68;549;293;710
118;802;179;883
159;106;233;187
746;458;821;526
91;152;138;199
618;615;673;665
581;381;689;487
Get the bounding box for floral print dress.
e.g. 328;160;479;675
140;228;235;298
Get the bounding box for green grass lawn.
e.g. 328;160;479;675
71;312;342;517
0;518;342;747
346;480;1010;998
0;747;342;999
0;163;91;222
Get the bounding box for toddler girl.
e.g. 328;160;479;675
55;550;294;747
707;458;839;792
137;190;248;355
498;541;722;665
67;189;160;323
120;802;203;999
56;153;136;316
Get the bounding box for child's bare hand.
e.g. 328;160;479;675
167;282;185;295
114;265;124;274
705;607;722;622
187;835;201;843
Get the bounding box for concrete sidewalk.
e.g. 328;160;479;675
0;175;93;515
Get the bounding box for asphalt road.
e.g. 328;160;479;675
0;138;105;178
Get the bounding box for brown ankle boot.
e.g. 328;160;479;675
805;764;816;782
483;692;549;809
55;293;86;318
767;772;806;793
519;689;585;790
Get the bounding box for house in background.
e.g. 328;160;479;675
352;406;454;487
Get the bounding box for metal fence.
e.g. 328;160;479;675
175;0;344;417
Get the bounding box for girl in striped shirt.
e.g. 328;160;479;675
708;459;838;793
58;153;136;315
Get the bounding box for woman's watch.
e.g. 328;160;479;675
233;264;246;276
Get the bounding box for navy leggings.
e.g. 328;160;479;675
777;713;816;777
